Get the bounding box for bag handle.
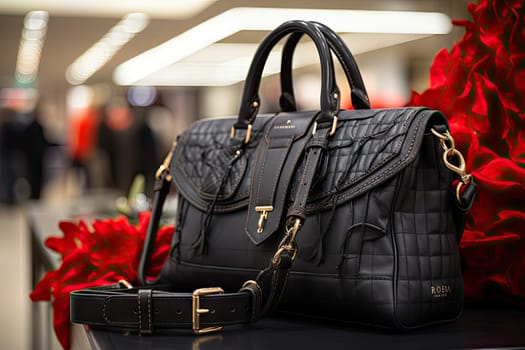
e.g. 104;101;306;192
280;22;370;111
233;20;339;141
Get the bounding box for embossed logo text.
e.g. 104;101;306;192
431;284;451;298
273;119;295;130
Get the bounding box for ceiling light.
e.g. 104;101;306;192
66;12;149;85
15;10;48;86
130;33;429;87
114;7;452;86
121;13;149;33
0;0;216;18
23;10;48;30
127;86;157;106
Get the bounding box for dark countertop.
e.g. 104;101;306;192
86;306;525;350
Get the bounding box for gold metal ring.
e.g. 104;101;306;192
431;128;455;150
456;181;464;203
230;124;252;144
118;280;133;289
271;245;297;267
312;116;338;137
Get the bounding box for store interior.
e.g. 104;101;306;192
0;1;471;348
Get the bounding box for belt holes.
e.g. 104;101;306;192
209;309;216;315
175;309;182;316
230;307;236;313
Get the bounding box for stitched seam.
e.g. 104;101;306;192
102;298;111;325
266;138;293;205
254;137;270;207
138;293;142;332
332;44;355;88
294;146;317;210
147;291;152;332
245;136;265;240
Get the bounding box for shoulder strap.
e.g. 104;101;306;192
138;142;175;286
70;123;333;334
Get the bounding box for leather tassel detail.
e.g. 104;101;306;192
192;149;242;256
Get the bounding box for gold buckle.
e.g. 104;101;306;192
230;124;252;144
312;116;338;137
192;287;224;335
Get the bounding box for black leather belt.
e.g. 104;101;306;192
70;284;254;335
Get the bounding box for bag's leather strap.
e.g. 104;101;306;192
138;145;174;286
280;22;370;111
70;284;254;334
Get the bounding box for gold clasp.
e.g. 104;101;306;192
192;287;224;335
442;148;467;179
255;206;273;233
431;128;472;202
155;141;177;181
271;218;302;267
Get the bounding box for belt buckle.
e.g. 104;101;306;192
192;287;224;335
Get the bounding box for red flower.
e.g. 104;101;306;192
408;0;525;305
30;212;174;349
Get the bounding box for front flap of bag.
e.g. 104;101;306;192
171;107;446;241
299;107;442;212
170;111;316;214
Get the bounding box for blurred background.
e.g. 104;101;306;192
0;0;470;349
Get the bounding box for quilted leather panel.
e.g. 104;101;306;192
172;107;437;213
393;134;463;327
171;115;272;211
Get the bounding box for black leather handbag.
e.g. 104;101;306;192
71;20;476;335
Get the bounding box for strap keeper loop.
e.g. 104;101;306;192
138;289;153;335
